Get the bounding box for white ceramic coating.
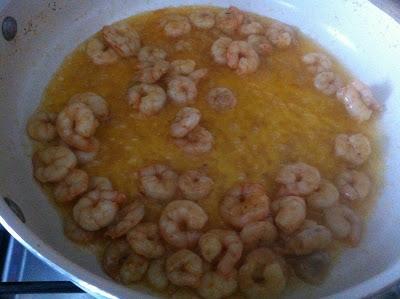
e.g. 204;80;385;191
0;1;400;298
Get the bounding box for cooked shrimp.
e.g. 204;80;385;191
127;83;167;116
189;10;215;29
240;220;278;250
199;229;243;276
162;15;191;38
302;52;332;74
220;183;270;229
105;200;145;238
159;200;208;248
239;248;287;298
175;40;192;52
174;126;214;155
137;59;170;84
102;239;131;280
56;102;99;152
127;222;164;258
138;46;167;63
69;92;110;122
166;249;203;287
324;204;362;246
247;34;273;55
73;190;126;231
290;250;331;285
178;169;214;201
167;76;197;105
198;271;238;299
54;169;89;203
64;217;96;244
89;176;113;191
73;138;99;164
239;21;264;36
86;38;118;65
226;41;260;75
306;179;339;210
314;71;343;96
170;107;201;138
215;6;244;35
336;170;371;201
335;133;371;166
211;37;233;65
206;87;237;112
27;112;57;142
102;23;141;57
272;196;306;234
276;162;321;196
188;68;208;85
33;145;77;183
170;59;196;75
266;21;295;49
147;258;168;290
120;252;149;284
139;164;178;201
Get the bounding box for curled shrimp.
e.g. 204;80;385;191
127;222;165;258
220;183;270;229
239;20;264;36
240;220;278;250
89;176;113;191
138;46;167;63
178;169;214;201
226;41;260;75
314;71;343;96
137;59;170;84
162;15;191;38
189;10;215;29
266;21;295;49
188;68;208;85
306;179;339;210
174;126;214;155
206;87;237;112
272;196;306;234
102;239;131;280
336;170;371;201
147;258;168;290
167;76;198;106
166;249;203;287
73;190;126;231
105;200;145;238
54;169;89;203
198;270;238;299
324;204;362;246
127;83;167;116
276;162;321;196
159;200;208;248
69;92;110;122
170;107;201;138
86;37;118;65
27;112;57;142
335;133;371;166
247;34;273;55
139;164;178;201
73;138;99;165
33;145;77;183
120;252;149;284
199;229;243;276
170;59;196;76
215;6;244;35
302;52;332;74
56;102;99;152
211;36;233;65
102;23;141;57
64;217;96;244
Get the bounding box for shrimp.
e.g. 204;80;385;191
247;34;273;55
69;92;110;122
188;68;208;85
272;196;306;234
178;169;214;201
170;59;196;75
240;220;278;250
159;200;208;248
86;38;118;65
139;164;178;201
314;71;343;96
276;162;321;196
226;41;260;75
175;40;192;52
105;200;145;238
199;229;243;276
27;112;57;142
127;83;167;116
137;59;170;84
239;248;288;298
302;52;332;74
54;169;89;203
211;37;233;65
215;6;244;35
167;76;198;106
170;107;201;138
198;271;238;299
127;222;165;258
64;217;96;244
174;126;214;155
336;170;371;201
335;133;371;166
166;249;203;287
239;21;264;36
306;179;339;210
206;87;237;112
162;15;191;38
189;10;215;29
147;258;168;290
220;183;270;229
73;138;99;164
72;189;126;231
56;102;99;152
120;252;149;284
138;46;167;63
33;145;77;183
323;204;362;246
102;239;131;280
89;176;113;191
289;251;331;285
266;21;295;49
102;23;141;57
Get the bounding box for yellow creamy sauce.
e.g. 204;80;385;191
37;5;381;297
